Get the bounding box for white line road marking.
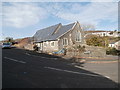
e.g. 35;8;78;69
44;66;103;77
4;57;26;64
74;65;83;68
25;53;30;56
105;76;110;79
25;52;58;60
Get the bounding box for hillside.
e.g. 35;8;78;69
14;37;33;48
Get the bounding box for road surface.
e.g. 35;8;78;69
2;48;118;88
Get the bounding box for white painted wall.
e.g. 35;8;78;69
108;44;115;48
43;41;58;52
91;31;120;37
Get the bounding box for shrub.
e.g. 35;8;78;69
106;48;120;55
86;35;109;47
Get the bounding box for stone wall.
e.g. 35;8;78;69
66;45;106;58
24;44;34;50
82;45;106;57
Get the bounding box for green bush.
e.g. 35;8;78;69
86;35;109;47
106;48;120;55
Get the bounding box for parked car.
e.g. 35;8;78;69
2;42;12;49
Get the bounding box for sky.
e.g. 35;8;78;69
1;0;119;40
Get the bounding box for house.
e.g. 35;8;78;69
108;40;120;50
114;41;120;50
112;31;120;37
108;42;116;48
84;30;120;37
92;31;112;37
85;30;112;37
33;21;85;53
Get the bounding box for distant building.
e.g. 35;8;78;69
91;31;112;37
112;31;120;37
85;30;120;37
33;21;85;53
114;41;120;50
108;40;120;50
108;42;116;48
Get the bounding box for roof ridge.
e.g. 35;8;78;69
56;22;77;39
52;23;62;35
62;22;76;27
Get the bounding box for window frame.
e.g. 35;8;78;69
43;42;47;47
75;31;81;42
62;38;68;46
50;41;55;47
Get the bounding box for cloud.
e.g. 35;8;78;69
2;2;118;30
3;3;47;28
91;0;119;2
47;2;118;28
2;0;119;2
97;23;118;30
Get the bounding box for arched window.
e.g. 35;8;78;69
75;31;81;42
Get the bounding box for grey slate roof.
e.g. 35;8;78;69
33;22;75;42
33;23;60;42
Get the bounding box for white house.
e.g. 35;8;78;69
112;31;120;37
85;30;120;37
108;42;116;48
108;40;120;50
114;41;120;50
91;31;111;37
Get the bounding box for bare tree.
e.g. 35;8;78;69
5;37;13;42
81;23;96;31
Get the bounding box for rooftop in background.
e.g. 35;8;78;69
85;30;112;33
84;30;119;34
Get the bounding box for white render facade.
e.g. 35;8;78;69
91;31;120;37
108;40;120;50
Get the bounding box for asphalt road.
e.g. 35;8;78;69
2;48;118;88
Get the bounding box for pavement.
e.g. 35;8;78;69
63;55;119;64
75;63;118;83
2;48;119;88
